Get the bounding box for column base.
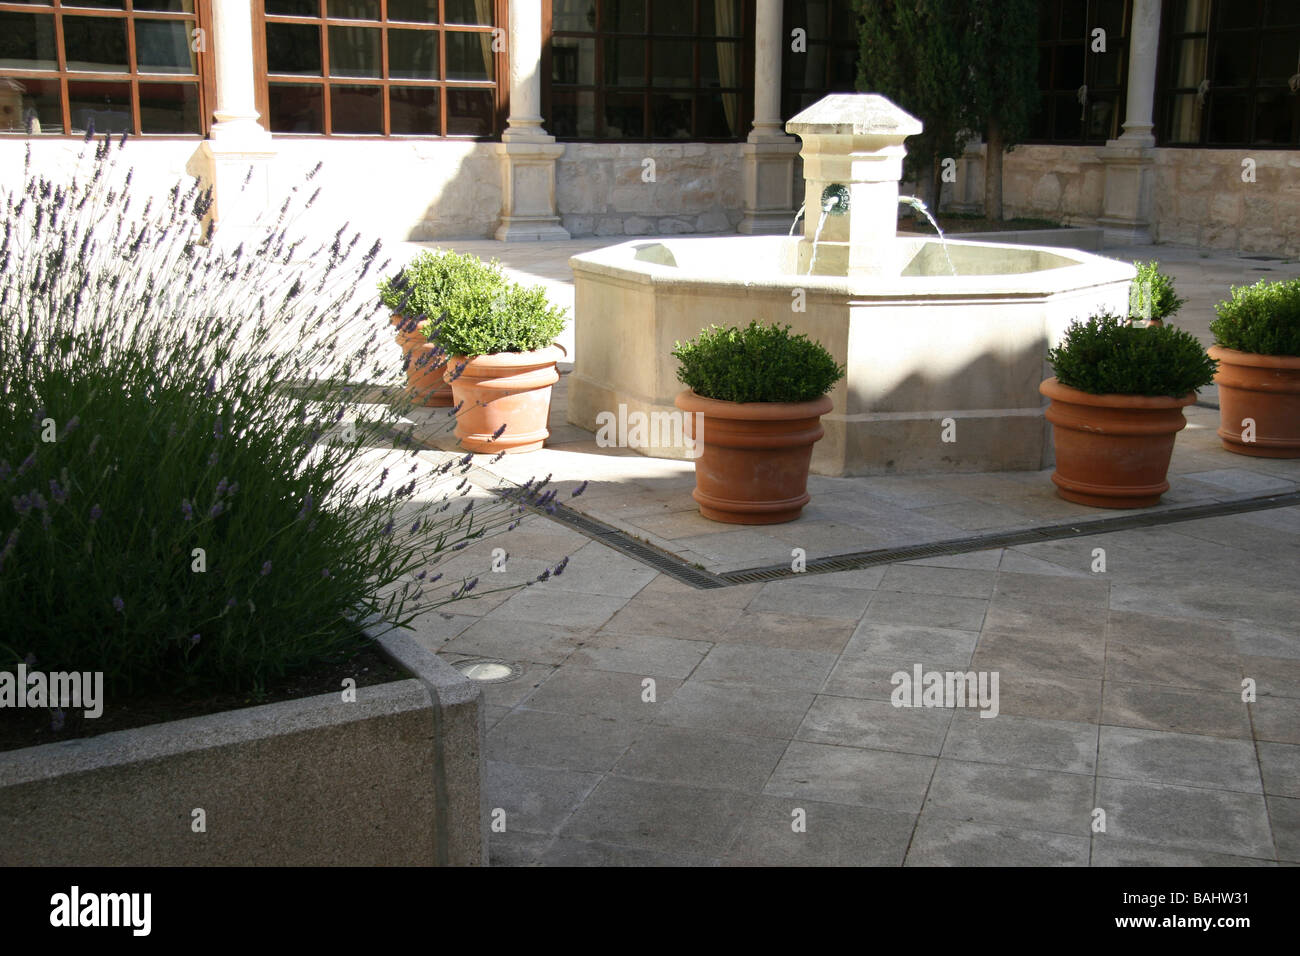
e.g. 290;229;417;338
495;139;570;242
1097;140;1157;248
186;137;278;246
738;136;800;235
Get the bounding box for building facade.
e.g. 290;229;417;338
0;0;1295;254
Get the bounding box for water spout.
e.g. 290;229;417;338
806;206;832;276
899;195;957;277
788;202;806;237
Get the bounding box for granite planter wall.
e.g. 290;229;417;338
0;627;487;866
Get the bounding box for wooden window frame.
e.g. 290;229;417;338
0;0;213;139
541;0;755;142
1028;0;1131;145
254;0;509;139
1154;0;1300;148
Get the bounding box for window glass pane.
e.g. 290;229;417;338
327;0;379;19
1029;91;1052;138
701;40;740;88
602;0;645;32
0;12;57;70
554;0;597;32
444;0;492;25
1091;47;1122;87
1085;91;1116;138
136;21;199;75
268;82;323;131
386;0;437;23
445;86;492;134
1165;91;1201;142
445;30;493;80
1038;0;1056;41
550;88;595;136
265;0;318;15
139;81;201;133
651;0;692;34
701;0;741;36
0;76;62;132
1207;92;1250;142
652;40;693;86
1172;37;1207;86
328;25;380;77
1253;87;1297;143
651;92;690;137
830;45;856;88
1055;44;1085;88
330;83;382;132
697;92;738;137
1172;0;1211;32
602;91;643;136
389;85;438;133
62;0;124;8
605;38;645;85
64;17;129;72
1217;1;1261;29
1258;30;1300;85
135;0;195;10
1266;0;1300;25
389;29;439;79
1052;91;1082;139
267;23;322;74
1059;0;1085;38
552;37;595;84
68;80;131;133
1095;0;1127;36
1212;32;1255;86
1037;49;1053;88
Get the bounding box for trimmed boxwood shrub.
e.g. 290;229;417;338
1048;313;1218;398
1210;278;1300;357
379;249;567;356
1129;260;1186;323
672;321;845;404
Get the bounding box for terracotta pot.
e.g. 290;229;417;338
444;344;564;454
1040;377;1194;509
392;315;453;407
674;389;833;524
1208;345;1300;458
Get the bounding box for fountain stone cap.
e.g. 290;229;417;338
786;93;922;278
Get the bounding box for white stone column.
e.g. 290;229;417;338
187;0;276;243
1098;0;1161;242
495;0;569;240
737;0;800;234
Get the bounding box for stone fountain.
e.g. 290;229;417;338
567;94;1134;476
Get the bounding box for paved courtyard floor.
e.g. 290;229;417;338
392;235;1299;866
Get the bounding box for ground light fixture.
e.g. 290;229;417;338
451;658;522;683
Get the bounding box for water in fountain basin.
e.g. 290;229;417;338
899;195;957;276
806;206;832;275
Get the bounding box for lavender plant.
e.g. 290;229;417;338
0;135;562;696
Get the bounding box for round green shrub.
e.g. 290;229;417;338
1210;278;1300;357
1129;260;1186;322
1048;313;1218;397
377;249;504;325
672;322;846;404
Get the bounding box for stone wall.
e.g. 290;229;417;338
555;142;746;237
949;143;1300;258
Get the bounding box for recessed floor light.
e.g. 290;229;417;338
452;658;521;683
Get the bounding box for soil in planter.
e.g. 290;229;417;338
0;637;411;754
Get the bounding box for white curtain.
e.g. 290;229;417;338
476;0;494;79
714;0;738;135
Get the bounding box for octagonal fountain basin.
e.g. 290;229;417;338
567;233;1135;476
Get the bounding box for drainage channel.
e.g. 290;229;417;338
392;428;1299;591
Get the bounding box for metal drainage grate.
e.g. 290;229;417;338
452;658;523;683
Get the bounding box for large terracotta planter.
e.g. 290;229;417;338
674;389;833;524
392;315;452;407
1208;345;1300;458
1040;377;1194;509
444;344;564;454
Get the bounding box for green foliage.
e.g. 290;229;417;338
1048;314;1218;397
965;0;1039;149
1210;278;1300;356
0;142;558;698
672;322;845;404
379;249;566;356
1129;260;1187;322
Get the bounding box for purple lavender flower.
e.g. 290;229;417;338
89;503;102;522
181;499;193;520
380;518;394;536
491;423;507;440
209;502;222;518
215;477;228;497
191;633;201;646
415;570;427;580
64;415;79;434
49;478;67;504
321;568;331;578
410;519;421;533
226;596;237;609
112;595;124;613
572;480;590;498
296;493;313;520
208;451;219;467
261;560;272;575
205;376;216;396
212;417;223;439
16;452;35;477
554;555;570;577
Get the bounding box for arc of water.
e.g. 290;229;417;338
806;206;831;276
788;202;806;237
899;195;957;277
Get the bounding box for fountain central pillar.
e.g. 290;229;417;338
785;94;921;278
